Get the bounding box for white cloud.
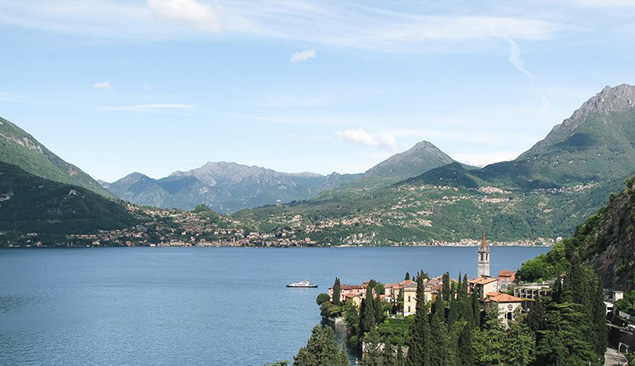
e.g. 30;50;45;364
102;103;193;112
451;152;521;167
0;1;566;51
336;129;398;151
147;0;222;32
93;81;113;89
505;37;534;79
290;49;316;63
0;92;22;101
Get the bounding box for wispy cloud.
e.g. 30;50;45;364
290;49;316;63
505;37;533;79
93;81;113;89
147;0;222;32
102;103;193;112
0;92;22;101
0;1;566;51
335;129;398;151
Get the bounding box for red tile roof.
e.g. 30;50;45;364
485;292;525;303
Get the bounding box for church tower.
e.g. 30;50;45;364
478;234;490;278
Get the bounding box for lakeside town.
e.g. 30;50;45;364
1;203;560;248
302;236;635;365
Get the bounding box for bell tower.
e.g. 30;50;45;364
478;234;490;278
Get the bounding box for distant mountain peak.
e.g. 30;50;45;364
363;140;456;179
564;84;635;129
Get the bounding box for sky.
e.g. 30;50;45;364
1;0;635;182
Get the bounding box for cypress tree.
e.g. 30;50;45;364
375;289;384;324
430;294;448;366
563;251;591;310
442;272;451;302
461;274;469;300
457;273;463;300
591;276;608;359
471;290;481;329
405;272;410;281
333;277;341;306
527;298;545;334
406;276;431;366
363;285;377;334
447;294;459;326
458;323;474;366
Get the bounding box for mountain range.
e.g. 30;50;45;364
2;84;635;246
101;162;360;213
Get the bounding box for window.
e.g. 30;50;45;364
408;296;411;302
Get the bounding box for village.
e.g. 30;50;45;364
324;235;634;361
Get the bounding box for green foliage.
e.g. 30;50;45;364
406;276;431;366
0;117;113;197
294;325;344;366
316;293;331;306
333;278;341;306
0;161;139;243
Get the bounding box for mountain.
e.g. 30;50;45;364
480;84;635;188
363;141;458;179
518;176;635;292
0;116;112;197
234;85;635;244
0;161;139;244
104;162;360;213
578;178;635;292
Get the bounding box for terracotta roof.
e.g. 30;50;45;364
485;292;525;303
498;270;515;277
468;277;498;285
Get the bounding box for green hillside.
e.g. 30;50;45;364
0;116;112;197
233;85;635;244
0;161;139;244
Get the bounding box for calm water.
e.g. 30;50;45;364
0;246;548;365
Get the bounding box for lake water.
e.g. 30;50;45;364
0;246;549;365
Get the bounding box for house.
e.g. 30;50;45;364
469;277;499;301
329;284;364;303
485;292;526;328
384;279;414;301
403;282;418;316
402;277;443;316
513;282;551;305
498;270;516;292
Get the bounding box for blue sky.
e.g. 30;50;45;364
1;0;635;182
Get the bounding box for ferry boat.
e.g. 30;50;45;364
286;280;318;288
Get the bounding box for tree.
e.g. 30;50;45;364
375;289;384;324
591;276;607;359
429;295;448;366
363;285;377;334
294;325;343;366
406;276;431;366
339;345;349;366
405;272;410;281
442;272;451;302
505;316;536;366
317;293;331;306
457;323;474;366
362;328;384;366
333;278;341;306
527;298;545;334
470;290;481;329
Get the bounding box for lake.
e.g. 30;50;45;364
0;246;549;365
